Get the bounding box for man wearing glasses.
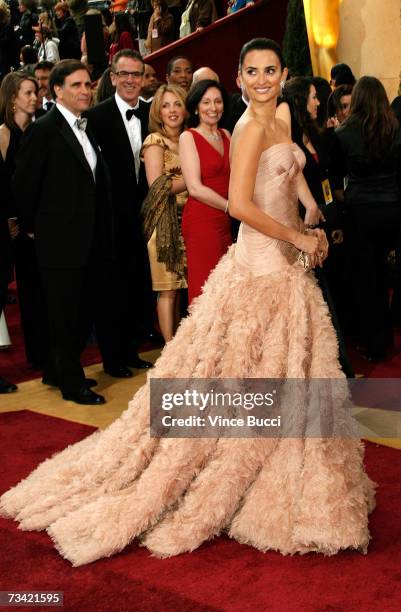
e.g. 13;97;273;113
86;49;153;378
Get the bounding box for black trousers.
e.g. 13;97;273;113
345;202;401;355
95;221;153;365
40;259;119;394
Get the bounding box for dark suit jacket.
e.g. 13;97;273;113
13;106;113;269
332;123;401;206
223;93;247;134
85;96;150;225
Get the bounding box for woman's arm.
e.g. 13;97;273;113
229;120;321;259
275;101;292;138
179;131;228;211
143;143;186;195
0;124;10;162
296;172;324;225
144;15;153;50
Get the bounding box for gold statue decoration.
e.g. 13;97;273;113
303;0;341;79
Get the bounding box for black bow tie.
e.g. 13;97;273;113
126;108;140;121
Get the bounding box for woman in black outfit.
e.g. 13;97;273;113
278;77;341;229
332;76;401;361
0;72;38;392
277;76;352;375
0;71;49;371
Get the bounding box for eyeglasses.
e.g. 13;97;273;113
113;70;144;79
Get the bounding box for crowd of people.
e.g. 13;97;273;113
1;9;401;406
0;37;376;566
0;0;257;80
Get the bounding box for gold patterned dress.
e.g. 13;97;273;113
141;133;188;291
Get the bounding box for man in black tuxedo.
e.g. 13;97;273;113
86;49;153;376
13;59;113;405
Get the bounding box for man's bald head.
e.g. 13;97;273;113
192;67;219;84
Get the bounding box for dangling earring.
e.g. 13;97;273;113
195;110;198;115
280;80;285;96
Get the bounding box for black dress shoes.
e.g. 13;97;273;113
125;357;153;369
104;365;133;378
0;377;18;394
42;376;98;388
62;387;106;405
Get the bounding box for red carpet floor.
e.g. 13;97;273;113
1;410;401;611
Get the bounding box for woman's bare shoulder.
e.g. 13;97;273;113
232;115;265;148
274;117;291;139
179;129;195;144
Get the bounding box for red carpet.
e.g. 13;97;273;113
1;411;401;611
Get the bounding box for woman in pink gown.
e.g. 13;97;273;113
0;39;375;566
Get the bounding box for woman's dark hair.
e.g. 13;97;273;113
311;76;331;127
166;55;192;76
20;45;38;65
330;63;355;87
114;12;135;41
327;84;353;117
282;76;317;143
0;72;38;128
391;95;401;123
345;76;398;157
186;79;228;128
95;67;115;104
19;0;37;10
239;38;285;71
152;0;168;11
101;7;113;27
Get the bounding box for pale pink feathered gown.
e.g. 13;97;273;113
0;143;375;566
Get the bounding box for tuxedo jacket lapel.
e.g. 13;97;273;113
54;108;94;181
138;101;149;143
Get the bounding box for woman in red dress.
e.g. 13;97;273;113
180;79;233;304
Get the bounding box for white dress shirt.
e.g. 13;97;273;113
43;97;55;111
56;103;97;179
114;92;142;181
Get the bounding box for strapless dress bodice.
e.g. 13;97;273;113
234;143;306;277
